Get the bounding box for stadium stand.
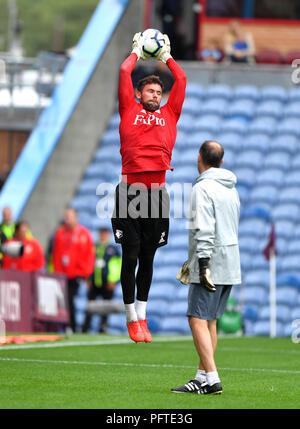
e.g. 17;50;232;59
67;78;300;338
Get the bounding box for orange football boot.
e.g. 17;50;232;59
139;319;152;343
127;320;145;342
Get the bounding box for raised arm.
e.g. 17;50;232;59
165;58;186;119
156;35;186;119
118;53;138;116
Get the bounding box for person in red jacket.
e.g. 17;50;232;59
52;208;95;332
2;221;45;272
111;32;186;343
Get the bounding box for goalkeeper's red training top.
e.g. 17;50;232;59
118;53;186;188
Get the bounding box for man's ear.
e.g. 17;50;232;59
220;159;224;167
135;89;141;101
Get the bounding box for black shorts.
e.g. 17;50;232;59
111;181;170;248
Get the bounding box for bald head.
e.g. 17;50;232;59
2;206;13;224
199;140;224;168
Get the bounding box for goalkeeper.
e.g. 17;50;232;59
111;32;186;343
172;140;241;395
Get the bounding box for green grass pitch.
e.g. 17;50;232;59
0;334;299;410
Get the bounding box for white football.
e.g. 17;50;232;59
141;28;165;58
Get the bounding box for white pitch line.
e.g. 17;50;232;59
0;336;193;351
0;356;300;375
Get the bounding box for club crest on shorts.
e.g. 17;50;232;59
115;229;123;239
158;231;166;244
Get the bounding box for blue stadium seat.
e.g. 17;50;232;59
240;252;252;271
235;149;264;169
182;97;202;116
242;133;270;152
94;147;122;163
226;99;256;120
244;270;270;288
100;129;120;146
238;235;262;254
167;301;188;317
233;167;256;187
185;83;205;99
239;218;269;238
284;101;300;118
255;100;283;119
71;195;99;213
243;304;259;321
194;114;221;133
284;170;300;186
149;283;176;301
288;87;300;103
222;149;236;168
291;307;300;320
255;169;284;187
107;314;127;332
260;86;287;103
174;286;189;302
219;118;248;134
242;286;268;305
233;85;260;102
146;299;169;318
168;233;188;250
236;183;250;205
158;316;190;335
248;117;277;135
77;211;94;230
279;254;300;273
278;186;300;205
263;151;291;170
287;241;300;255
174;131;187;148
217;132;242;151
107;113;120;129
272;203;300;222
259;305;291;323
274;220;295;239
276;273;300;289
269;135;299;155
276;286;299;306
177;113;196;133
253;320;284;336
187;131;216;148
248;185;278;206
77;178;100;195
291;153;300;169
240;204;271;221
200;98;228;116
276;118;300;137
250;254;269;270
206;83;232;100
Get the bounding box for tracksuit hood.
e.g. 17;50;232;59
196;167;237;189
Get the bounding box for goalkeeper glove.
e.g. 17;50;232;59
157;34;172;63
131;32;147;61
198;258;216;293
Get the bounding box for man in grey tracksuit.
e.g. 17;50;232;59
172;140;241;395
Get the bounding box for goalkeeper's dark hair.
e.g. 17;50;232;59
137;75;164;92
199;140;224;168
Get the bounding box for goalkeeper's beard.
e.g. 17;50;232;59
142;99;160;112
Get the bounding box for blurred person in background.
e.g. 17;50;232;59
1;206;16;240
82;227;121;334
52;208;95;333
199;38;223;62
224;20;255;63
2;221;45;272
